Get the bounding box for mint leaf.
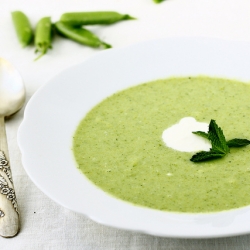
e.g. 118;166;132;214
192;121;229;154
227;138;250;147
207;120;230;154
191;119;250;162
192;131;209;139
193;128;250;148
191;120;229;163
190;150;225;162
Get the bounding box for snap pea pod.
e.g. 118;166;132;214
153;0;165;3
34;17;52;60
55;21;111;49
11;11;33;47
60;11;135;26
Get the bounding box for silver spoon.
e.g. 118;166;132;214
0;58;25;237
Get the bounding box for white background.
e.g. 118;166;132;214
1;0;250;249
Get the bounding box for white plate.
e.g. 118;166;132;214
18;37;250;238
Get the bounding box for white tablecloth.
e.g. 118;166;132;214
1;0;250;249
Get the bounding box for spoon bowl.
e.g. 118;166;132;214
0;58;25;117
0;58;25;237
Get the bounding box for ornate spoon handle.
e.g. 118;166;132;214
0;116;19;237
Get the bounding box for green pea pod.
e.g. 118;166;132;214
55;21;111;49
11;11;33;47
153;0;165;3
60;11;135;26
34;17;52;60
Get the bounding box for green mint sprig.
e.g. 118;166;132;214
190;120;250;162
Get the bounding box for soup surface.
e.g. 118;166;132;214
73;77;250;213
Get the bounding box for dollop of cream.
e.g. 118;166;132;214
162;117;211;152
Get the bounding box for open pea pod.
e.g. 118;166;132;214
35;17;52;60
55;21;111;49
60;11;135;26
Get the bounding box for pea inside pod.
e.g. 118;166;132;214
34;17;52;60
11;11;33;47
60;11;135;26
55;21;111;49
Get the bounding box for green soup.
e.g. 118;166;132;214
73;76;250;213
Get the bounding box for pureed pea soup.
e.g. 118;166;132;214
73;77;250;213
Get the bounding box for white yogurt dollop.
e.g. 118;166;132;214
162;117;211;152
